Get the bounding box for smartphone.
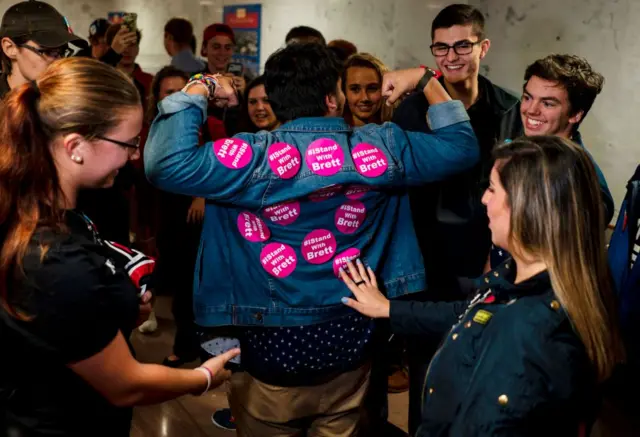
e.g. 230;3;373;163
201;337;241;371
227;62;244;76
122;12;138;33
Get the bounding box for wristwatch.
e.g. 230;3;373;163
416;66;441;91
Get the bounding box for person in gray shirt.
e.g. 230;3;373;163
164;18;205;74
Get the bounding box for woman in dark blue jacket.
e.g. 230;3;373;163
340;135;625;436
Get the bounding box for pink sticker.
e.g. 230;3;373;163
263;200;301;226
344;185;370;200
260;243;297;278
301;229;337;264
306;138;345;176
267;142;301;179
237;211;270;242
333;248;361;277
352;143;388;178
335;200;367;234
308;184;343;202
213;138;253;169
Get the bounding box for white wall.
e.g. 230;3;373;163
203;0;451;71
2;0;634;207
469;0;640;210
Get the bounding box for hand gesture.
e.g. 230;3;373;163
223;73;246;96
381;68;426;106
187;197;205;224
340;259;391;319
200;348;241;390
211;74;240;108
111;26;138;55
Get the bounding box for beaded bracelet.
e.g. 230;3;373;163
184;73;220;100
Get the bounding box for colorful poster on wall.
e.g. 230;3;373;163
223;4;262;78
107;12;126;24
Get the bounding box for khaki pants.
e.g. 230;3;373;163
229;365;371;437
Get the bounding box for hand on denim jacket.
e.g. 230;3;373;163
340;259;390;319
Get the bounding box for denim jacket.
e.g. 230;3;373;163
145;92;478;327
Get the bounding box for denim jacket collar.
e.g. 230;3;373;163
277;117;352;133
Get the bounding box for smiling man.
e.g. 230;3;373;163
520;55;613;219
391;6;523;433
486;54;615;269
393;4;521;287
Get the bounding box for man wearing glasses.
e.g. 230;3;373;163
391;4;521;435
0;0;87;99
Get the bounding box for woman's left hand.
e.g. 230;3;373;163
340;260;391;319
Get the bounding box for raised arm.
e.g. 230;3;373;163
383;68;479;185
144;76;257;200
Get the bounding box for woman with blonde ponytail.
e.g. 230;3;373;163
338;135;624;437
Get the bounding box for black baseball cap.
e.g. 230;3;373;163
89;18;109;39
0;0;88;49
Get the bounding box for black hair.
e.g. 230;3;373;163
164;18;194;45
285;26;326;45
237;75;267;133
524;54;604;131
431;4;486;41
264;43;341;122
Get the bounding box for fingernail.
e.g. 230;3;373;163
341;297;348;304
356;258;363;265
339;267;345;274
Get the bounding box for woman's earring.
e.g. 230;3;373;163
71;155;83;163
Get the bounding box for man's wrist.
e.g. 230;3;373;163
416;66;440;92
184;74;219;100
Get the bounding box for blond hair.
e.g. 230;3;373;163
494;136;624;381
342;53;396;125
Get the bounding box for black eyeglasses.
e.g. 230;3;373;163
19;43;73;59
95;135;141;150
430;40;482;57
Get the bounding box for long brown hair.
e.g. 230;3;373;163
341;53;396;126
494;136;624;381
0;57;140;317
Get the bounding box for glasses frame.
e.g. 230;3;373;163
429;40;482;57
95;135;141;150
18;43;73;59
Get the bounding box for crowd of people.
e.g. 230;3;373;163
0;1;638;437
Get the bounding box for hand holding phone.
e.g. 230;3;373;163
122;12;138;33
201;337;242;371
227;62;244;76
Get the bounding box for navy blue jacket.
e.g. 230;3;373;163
390;261;597;436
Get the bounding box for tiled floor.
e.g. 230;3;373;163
129;297;409;437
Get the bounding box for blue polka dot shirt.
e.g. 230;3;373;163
242;313;374;386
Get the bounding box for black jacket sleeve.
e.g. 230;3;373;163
100;48;123;68
391;91;431;132
390;299;468;337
